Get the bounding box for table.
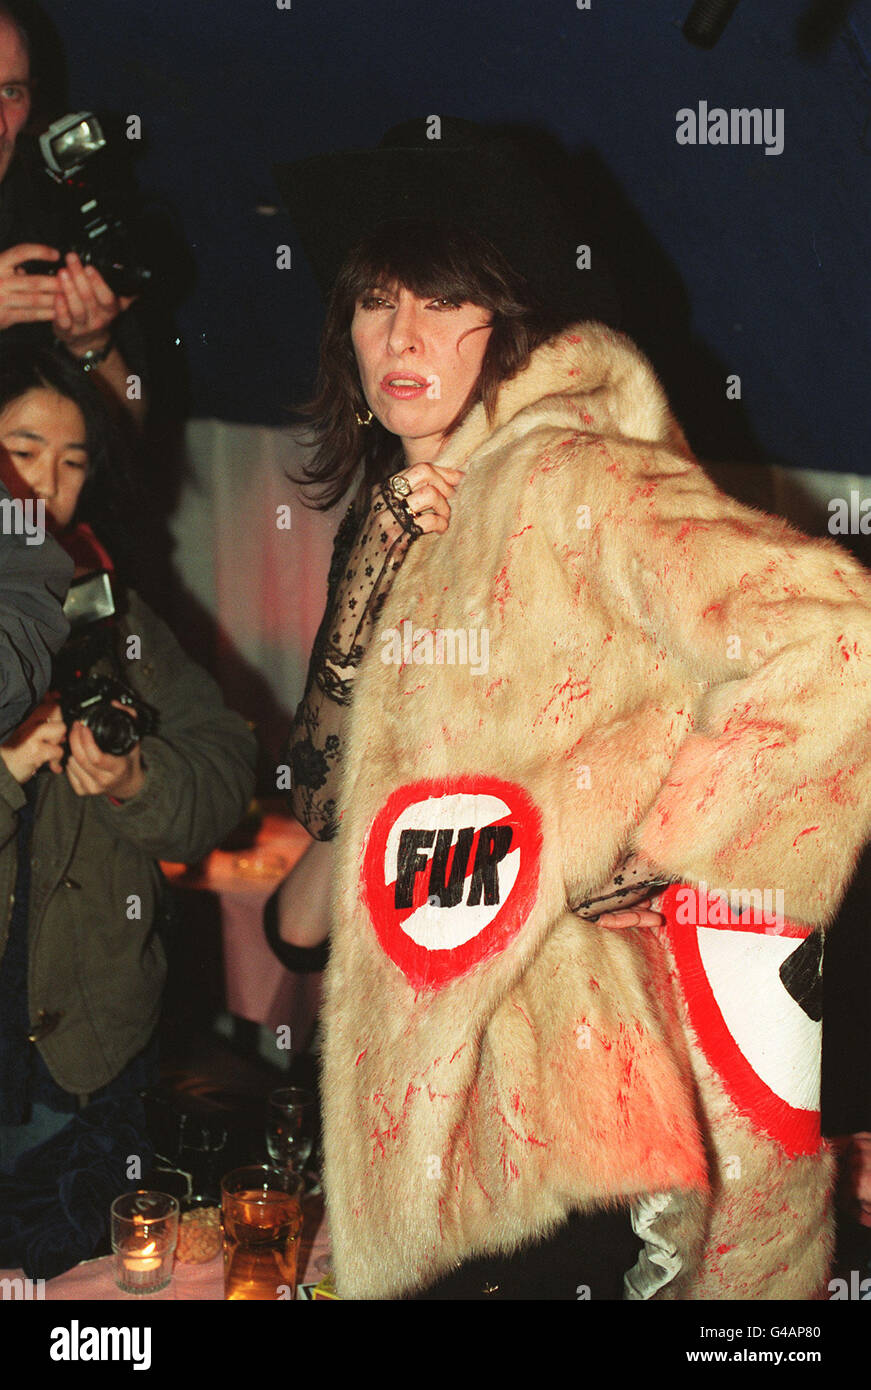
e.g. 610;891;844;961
0;1196;330;1301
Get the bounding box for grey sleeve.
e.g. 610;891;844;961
0;484;72;739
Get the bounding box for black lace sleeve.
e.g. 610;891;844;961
285;480;420;839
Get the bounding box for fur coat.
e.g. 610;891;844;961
321;322;871;1300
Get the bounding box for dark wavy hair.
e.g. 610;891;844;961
296;219;562;509
0;345;142;580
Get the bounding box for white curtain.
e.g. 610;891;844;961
165;420;343;768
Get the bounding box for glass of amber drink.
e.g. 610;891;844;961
221;1165;303;1300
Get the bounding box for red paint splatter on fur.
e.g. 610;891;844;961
493;563;511;618
823;766;857;805
511;1000;535;1032
792;826;820;846
495;1109;549;1150
355;1049;368;1067
675;519;707;542
427;1084;454;1102
533;671;591;728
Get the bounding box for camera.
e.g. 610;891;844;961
60;671;156;757
54;571;158;756
26;112;152;297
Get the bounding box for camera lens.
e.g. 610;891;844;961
85;706;139;756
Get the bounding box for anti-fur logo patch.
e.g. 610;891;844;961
361;777;542;991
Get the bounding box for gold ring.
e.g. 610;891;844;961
389;473;412;499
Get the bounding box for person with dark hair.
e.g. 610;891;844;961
0;462;71;741
0;345;257;1279
275;121;871;1301
0;3;144;420
285;217;566;839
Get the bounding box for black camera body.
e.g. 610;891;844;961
60;671;157;757
54;572;158;757
28;112;152;298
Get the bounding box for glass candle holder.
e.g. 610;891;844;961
111;1191;179;1295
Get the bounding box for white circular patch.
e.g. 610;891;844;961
384;793;520;951
696;928;821;1112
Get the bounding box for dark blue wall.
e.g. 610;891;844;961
40;0;871;473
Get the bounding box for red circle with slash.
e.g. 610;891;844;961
659;883;821;1156
362;776;542;992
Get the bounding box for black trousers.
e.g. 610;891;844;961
408;1206;642;1301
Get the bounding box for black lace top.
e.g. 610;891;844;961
285;479;421;838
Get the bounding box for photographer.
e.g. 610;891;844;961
0;3;145;420
0;346;257;1279
0;471;72;739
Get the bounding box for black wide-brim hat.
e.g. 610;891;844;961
274;117;619;325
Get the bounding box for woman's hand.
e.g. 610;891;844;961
596;899;665;929
0;700;67;783
52;253;134;357
573;853;669;929
0;243;61;331
386;461;463;535
65;719;145;801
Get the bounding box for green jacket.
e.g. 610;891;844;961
0;590;257;1095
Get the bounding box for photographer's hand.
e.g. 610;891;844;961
52;253;144;425
65;719;145;801
0;243;60;330
0;700;66;783
52;252;134;354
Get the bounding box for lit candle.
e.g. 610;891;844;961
121;1237;166;1290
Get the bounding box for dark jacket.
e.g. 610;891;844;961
0;483;72;739
0;590;257;1094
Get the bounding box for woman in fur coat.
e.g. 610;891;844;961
279;125;871;1300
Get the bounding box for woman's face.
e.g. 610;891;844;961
0;388;88;526
351;284;492;464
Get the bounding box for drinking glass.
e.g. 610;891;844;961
221;1165;303;1300
265;1087;316;1179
